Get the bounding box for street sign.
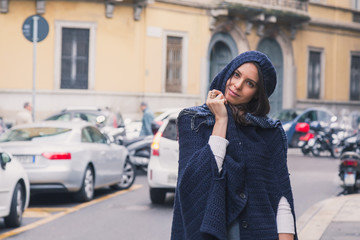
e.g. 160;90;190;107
22;15;49;42
22;15;49;121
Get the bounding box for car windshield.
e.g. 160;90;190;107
74;113;101;125
272;110;303;122
0;127;72;142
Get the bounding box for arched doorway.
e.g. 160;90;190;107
208;33;238;87
210;42;232;84
257;38;283;115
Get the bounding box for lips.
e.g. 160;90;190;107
228;88;240;97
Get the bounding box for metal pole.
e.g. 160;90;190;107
32;16;39;122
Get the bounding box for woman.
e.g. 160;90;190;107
171;51;297;240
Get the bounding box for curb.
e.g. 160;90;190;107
297;193;360;240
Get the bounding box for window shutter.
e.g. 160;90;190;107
165;36;182;93
60;28;89;89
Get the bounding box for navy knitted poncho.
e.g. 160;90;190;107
171;51;297;240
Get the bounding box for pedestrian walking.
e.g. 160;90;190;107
171;51;297;240
139;101;154;136
15;102;33;125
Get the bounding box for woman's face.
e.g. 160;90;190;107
224;62;259;105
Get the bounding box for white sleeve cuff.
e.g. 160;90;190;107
208;135;229;172
276;196;295;234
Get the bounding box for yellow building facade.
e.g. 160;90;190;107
0;0;359;123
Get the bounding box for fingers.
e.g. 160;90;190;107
206;90;228;120
208;91;215;99
208;89;224;100
212;89;222;95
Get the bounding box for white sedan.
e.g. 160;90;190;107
0;121;135;202
0;148;30;227
148;111;180;204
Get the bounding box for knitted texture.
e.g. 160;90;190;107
171;106;297;240
171;51;296;240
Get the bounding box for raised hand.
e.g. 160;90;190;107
206;89;228;122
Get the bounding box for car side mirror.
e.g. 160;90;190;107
1;152;12;170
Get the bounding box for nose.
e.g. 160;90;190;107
233;78;244;89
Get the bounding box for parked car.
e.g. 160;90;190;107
44;107;126;137
148;111;180;204
0;148;30;228
272;108;337;147
0;121;135;202
151;108;183;135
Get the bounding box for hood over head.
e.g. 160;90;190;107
209;51;277;98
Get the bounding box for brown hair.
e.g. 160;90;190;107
228;62;270;125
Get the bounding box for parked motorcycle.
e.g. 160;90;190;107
296;122;314;155
337;132;360;155
298;131;315;155
308;124;342;158
338;151;360;194
117;135;153;172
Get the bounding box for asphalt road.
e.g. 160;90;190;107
287;148;342;217
0;149;343;240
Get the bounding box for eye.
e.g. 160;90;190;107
246;80;255;88
233;72;240;79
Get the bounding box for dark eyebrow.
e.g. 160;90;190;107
247;79;258;86
234;70;258;86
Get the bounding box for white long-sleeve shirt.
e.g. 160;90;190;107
208;135;295;234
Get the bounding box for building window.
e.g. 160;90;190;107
54;21;96;90
60;28;89;89
354;0;360;10
350;54;360;101
307;50;322;99
353;12;360;23
165;36;183;93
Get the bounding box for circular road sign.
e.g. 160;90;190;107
22;15;49;42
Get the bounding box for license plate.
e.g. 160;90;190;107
14;155;35;164
344;172;356;186
167;174;177;184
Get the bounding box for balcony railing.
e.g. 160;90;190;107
224;0;308;12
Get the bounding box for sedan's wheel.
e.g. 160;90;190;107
111;159;136;190
150;188;166;204
4;183;24;228
74;166;94;202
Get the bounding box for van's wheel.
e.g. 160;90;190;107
4;182;25;228
111;159;136;190
74;166;94;202
150;188;166;204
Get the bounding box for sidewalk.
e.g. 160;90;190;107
297;193;360;240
